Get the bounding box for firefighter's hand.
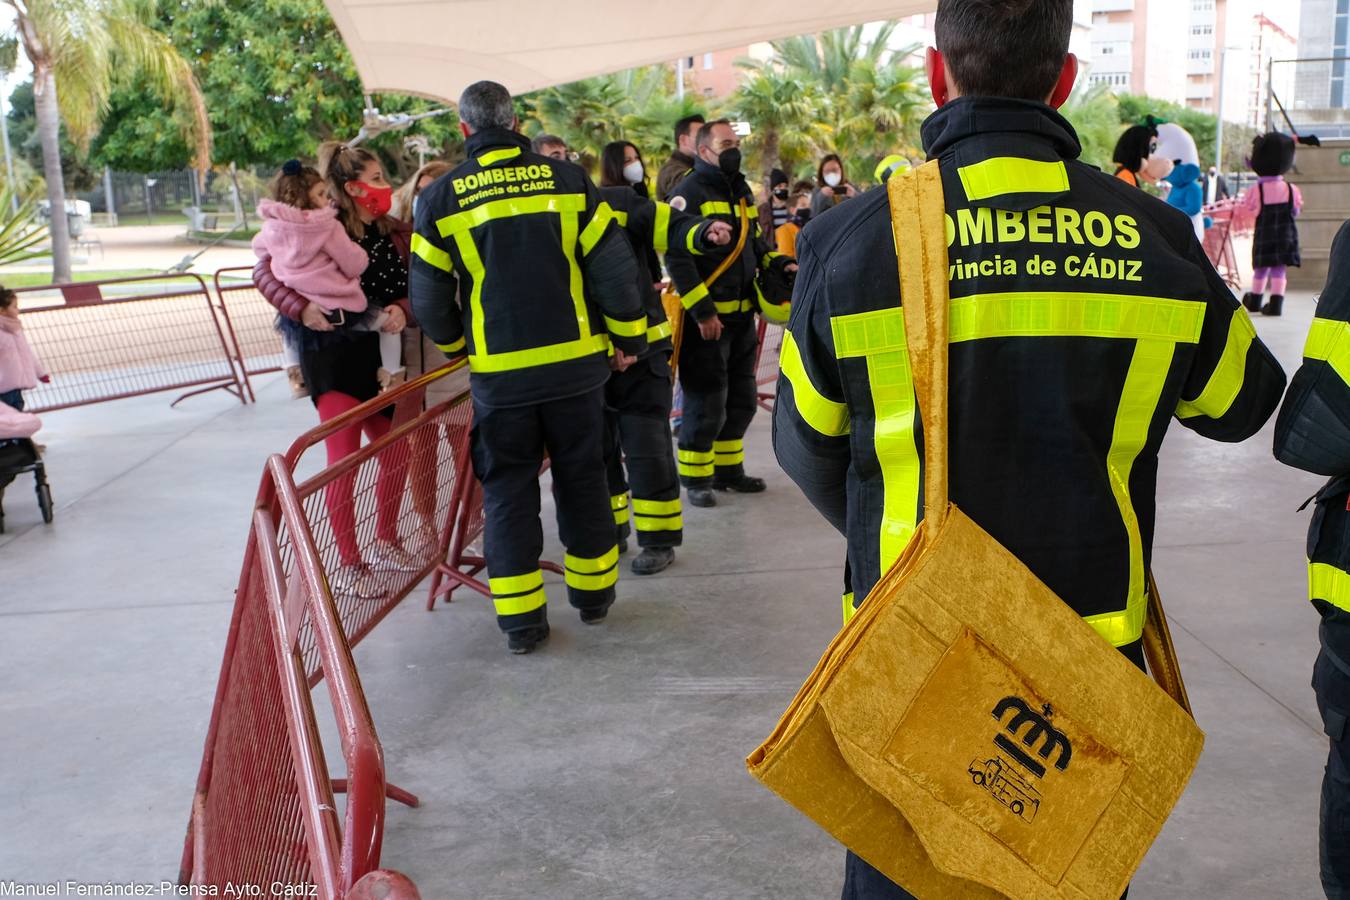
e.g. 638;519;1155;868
381;304;407;333
610;350;637;372
785;262;799;275
704;221;733;246
698;315;724;341
301;302;334;332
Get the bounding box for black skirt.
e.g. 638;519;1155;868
1252;183;1301;270
277;315;382;406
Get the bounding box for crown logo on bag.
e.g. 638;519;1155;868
968;696;1075;824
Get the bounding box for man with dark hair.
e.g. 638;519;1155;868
657;113;705;201
411;80;648;655
665;119;796;508
772;1;1286;896
531;133;569;161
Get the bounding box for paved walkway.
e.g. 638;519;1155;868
0;293;1331;898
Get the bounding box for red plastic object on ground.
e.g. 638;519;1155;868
15;273;249;412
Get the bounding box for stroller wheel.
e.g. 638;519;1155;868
36;481;53;524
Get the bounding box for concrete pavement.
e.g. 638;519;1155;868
0;292;1333;898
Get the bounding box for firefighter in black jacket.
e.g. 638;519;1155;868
1273;219;1350;897
598;184;732;574
409;81;647;655
772;2;1286;896
666;119;796;508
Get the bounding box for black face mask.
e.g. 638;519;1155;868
772;187;789;200
792;209;812;226
718;148;742;176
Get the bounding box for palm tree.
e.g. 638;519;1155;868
728;65;827;177
834;53;930;174
771;21;899;94
7;0;211;282
527;76;631;168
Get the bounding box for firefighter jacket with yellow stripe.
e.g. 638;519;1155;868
774;97;1286;651
1274;218;1350;664
409;128;646;408
599;185;719;358
666;157;794;323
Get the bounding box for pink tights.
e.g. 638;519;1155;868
1252;266;1287;296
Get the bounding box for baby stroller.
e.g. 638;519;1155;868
0;437;53;533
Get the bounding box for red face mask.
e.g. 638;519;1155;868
350;181;392;218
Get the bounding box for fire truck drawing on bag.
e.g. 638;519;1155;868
968;756;1042;823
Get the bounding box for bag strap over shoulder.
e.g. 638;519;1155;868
887;161;951;524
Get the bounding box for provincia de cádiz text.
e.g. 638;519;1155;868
0;883;316;897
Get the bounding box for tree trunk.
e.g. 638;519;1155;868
34;68;71;283
765;130;781;175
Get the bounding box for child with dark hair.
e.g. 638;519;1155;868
0;285;49;413
254;159;406;395
1240;131;1302;317
1112;121;1158;187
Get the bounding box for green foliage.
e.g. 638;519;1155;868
6;81;98;192
0;188;50;266
1060;84;1122;172
726;65;827;177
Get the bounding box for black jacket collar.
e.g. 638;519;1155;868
693;155;751;199
922;97;1082;165
464;127;532;159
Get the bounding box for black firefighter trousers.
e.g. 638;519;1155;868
470;387;619;634
677;313;758;489
1315;625;1350;899
605;352;683;548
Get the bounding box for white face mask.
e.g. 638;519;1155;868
824;171;842;188
623;161;645;184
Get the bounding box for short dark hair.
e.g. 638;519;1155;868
935;0;1073;101
674;114;706;147
600;141;640;188
459;80;516;132
695;119;733;152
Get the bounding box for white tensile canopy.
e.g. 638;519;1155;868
321;1;938;100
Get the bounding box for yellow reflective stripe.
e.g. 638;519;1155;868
635;515;683;532
633;498;682;515
579;202;615;256
494;588;547;616
949;293;1205;344
686;222;704;256
678;448;714;477
957;157;1069;201
1088;338;1176;648
680;283;709;309
410;233;452;273
451;230;489;357
612;210;630;227
842;592;856;625
436;194;587;237
700;201;733;216
714;298;754;314
713;439;743;452
1303;317;1350;386
564;545;620;574
611;494;630;511
436;336;466;354
714;439;745;466
762;251;785;268
647;320;673;343
781;331;850;438
614;507;631;525
565;567;619;591
1310;561;1350;613
605;315;647;338
831;308;921;571
476;147;522;166
489;570;544;596
1177;310;1257;419
560;207;594;354
468;334;610;373
654;202;672;253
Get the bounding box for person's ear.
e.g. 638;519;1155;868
1048;53;1079;109
344;180;363;198
926;48;948;107
459;122;471;139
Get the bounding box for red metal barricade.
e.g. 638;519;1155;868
15;273;249;413
1203;199;1244;292
213;266;289;403
753;318;783;411
180;455;419;898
